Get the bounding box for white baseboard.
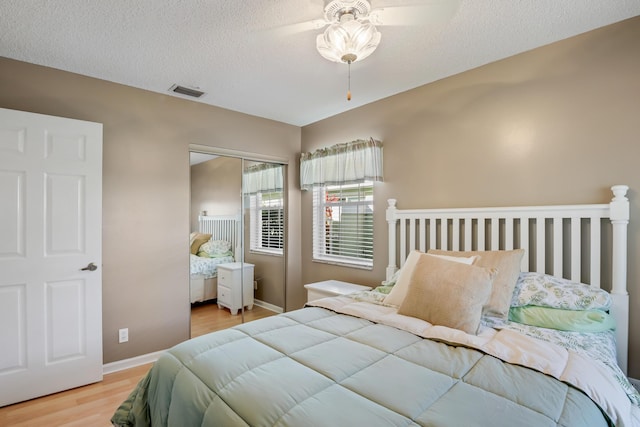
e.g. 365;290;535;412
629;377;640;392
254;299;283;314
103;350;166;375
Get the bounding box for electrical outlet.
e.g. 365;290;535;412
118;328;129;343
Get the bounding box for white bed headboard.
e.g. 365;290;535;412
198;213;242;261
386;185;630;373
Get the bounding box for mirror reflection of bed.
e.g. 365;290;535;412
189;153;284;337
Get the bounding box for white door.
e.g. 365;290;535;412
0;108;103;406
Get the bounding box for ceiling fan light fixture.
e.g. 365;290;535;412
316;14;381;64
315;0;381;101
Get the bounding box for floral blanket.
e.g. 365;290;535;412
189;254;234;278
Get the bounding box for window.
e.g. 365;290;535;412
301;139;382;268
249;191;284;255
312;181;373;268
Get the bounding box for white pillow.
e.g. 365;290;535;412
383;250;477;307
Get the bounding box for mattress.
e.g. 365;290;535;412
111;299;640;427
189;254;234;279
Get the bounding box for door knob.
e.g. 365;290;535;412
81;262;98;271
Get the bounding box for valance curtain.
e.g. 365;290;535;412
243;163;284;195
300;138;383;190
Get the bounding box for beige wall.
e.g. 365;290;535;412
190;156;242;231
245;249;286;309
301;17;640;376
0;57;302;364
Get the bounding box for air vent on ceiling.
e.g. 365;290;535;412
169;84;205;98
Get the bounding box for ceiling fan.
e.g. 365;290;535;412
276;0;460;100
278;0;460;59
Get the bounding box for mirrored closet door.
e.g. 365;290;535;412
189;149;286;337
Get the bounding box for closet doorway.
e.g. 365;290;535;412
188;147;287;338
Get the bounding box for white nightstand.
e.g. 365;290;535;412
217;262;254;315
304;280;372;302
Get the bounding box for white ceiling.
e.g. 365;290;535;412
190;152;218;166
1;1;639;126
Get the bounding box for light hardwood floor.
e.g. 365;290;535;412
190;302;278;338
0;303;277;427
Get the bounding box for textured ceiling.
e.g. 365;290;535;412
1;1;639;126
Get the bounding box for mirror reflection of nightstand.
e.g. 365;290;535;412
217;262;254;315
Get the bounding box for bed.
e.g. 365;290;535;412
189;214;241;303
113;185;639;426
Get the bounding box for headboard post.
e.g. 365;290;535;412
609;185;629;374
386;199;398;281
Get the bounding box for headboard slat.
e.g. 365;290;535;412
591;218;601;288
478;218;486;251
409;219;416;253
552;217;563;278
400;220;407;264
429;219;436;250
536;217;546;273
464;218;472;250
452;218;460;251
505;218;514;250
520;220;530;272
570;217;581;282
490;218;499;250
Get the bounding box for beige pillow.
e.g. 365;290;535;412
189;232;211;255
398;253;495;335
383;250;478;307
428;249;525;319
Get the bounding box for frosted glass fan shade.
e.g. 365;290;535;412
316;19;381;63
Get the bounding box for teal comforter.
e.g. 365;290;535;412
112;306;609;427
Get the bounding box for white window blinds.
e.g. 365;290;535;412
244;163;284;255
249;192;284;254
312;182;374;268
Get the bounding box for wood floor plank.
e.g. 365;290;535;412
191;301;277;337
0;303;277;426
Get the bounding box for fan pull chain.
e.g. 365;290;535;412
340;53;356;101
347;60;352;101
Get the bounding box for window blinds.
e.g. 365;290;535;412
312;182;374;267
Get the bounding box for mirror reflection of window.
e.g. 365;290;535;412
250;191;284;254
243;163;284;257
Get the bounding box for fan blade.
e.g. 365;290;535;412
369;1;460;26
264;18;328;38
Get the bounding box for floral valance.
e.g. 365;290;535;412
243;163;284;195
300;138;383;191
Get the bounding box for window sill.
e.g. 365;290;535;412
311;257;373;271
249;249;283;258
